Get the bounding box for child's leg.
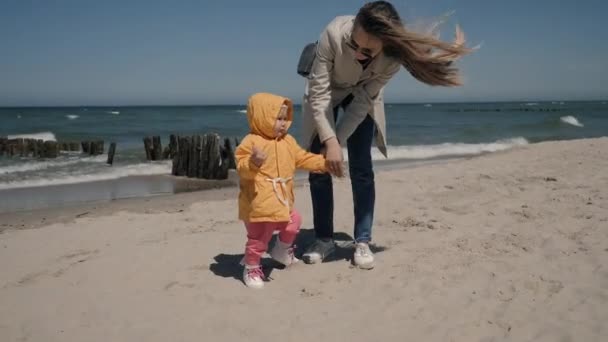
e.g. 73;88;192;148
277;209;302;245
244;222;275;266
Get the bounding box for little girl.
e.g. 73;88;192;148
236;93;327;289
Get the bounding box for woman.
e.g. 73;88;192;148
301;1;472;269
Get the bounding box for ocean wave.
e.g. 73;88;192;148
524;102;539;106
353;137;529;161
0;155;107;174
236;109;247;114
7;132;57;141
66;114;80;120
560;115;584;127
108;111;120;115
0;161;171;190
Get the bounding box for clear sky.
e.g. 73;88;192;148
1;0;606;106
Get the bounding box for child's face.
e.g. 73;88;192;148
274;104;289;138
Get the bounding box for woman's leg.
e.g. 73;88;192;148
346;115;376;243
303;106;341;264
308;135;334;240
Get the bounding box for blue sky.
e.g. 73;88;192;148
1;0;606;106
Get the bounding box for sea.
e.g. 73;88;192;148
1;101;607;212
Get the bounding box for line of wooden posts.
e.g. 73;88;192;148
143;134;238;180
1;133;238;180
0;138;111;158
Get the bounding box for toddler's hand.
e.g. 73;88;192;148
251;145;267;168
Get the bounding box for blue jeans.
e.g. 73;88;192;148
309;101;375;243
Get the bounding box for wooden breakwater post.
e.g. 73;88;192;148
43;141;59;158
0;137;7;156
0;137;106;159
0;138;60;158
107;142;117;165
58;142;81;152
169;133;237;180
81;141;90;154
152;136;162;160
81;140;104;155
167;134;178;159
143;136;165;161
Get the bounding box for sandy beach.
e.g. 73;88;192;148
1;138;607;341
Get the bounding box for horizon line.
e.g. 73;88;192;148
2;99;607;109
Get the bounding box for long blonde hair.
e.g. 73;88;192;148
356;1;472;86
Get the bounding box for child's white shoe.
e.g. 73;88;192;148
270;240;299;267
353;242;375;269
243;265;265;289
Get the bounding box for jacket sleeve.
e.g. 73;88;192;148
336;61;400;144
235;135;260;180
286;136;327;173
307;21;338;143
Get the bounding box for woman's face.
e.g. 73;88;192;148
348;25;383;61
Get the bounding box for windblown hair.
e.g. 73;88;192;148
356;1;472;86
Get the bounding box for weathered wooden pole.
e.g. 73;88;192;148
107;142;117;165
224;138;236;170
152;136;162;160
35;140;44;158
169;134;178;159
81;141;91;154
0;137;6;156
43;141;59;158
69;142;80;152
143;137;153;161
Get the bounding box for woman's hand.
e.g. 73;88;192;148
323;137;344;177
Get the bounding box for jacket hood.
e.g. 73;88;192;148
246;93;293;139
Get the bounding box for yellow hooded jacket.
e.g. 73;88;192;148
236;93;326;222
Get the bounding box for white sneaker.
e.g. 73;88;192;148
270;240;299;266
243;265;265;289
353;242;375;269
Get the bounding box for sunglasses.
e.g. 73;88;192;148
345;37;374;59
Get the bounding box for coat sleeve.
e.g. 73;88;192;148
306;20;338;143
286;136;327;173
235;135;260;180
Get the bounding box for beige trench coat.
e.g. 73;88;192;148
302;15;401;157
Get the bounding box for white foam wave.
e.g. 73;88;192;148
560;115;584;127
0;161;171;190
0;155;106;174
524;102;539;106
348;137;529;161
7;132;56;141
66;114;80;120
237;109;247;114
108;111;120;115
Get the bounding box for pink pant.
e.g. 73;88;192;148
243;210;302;266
